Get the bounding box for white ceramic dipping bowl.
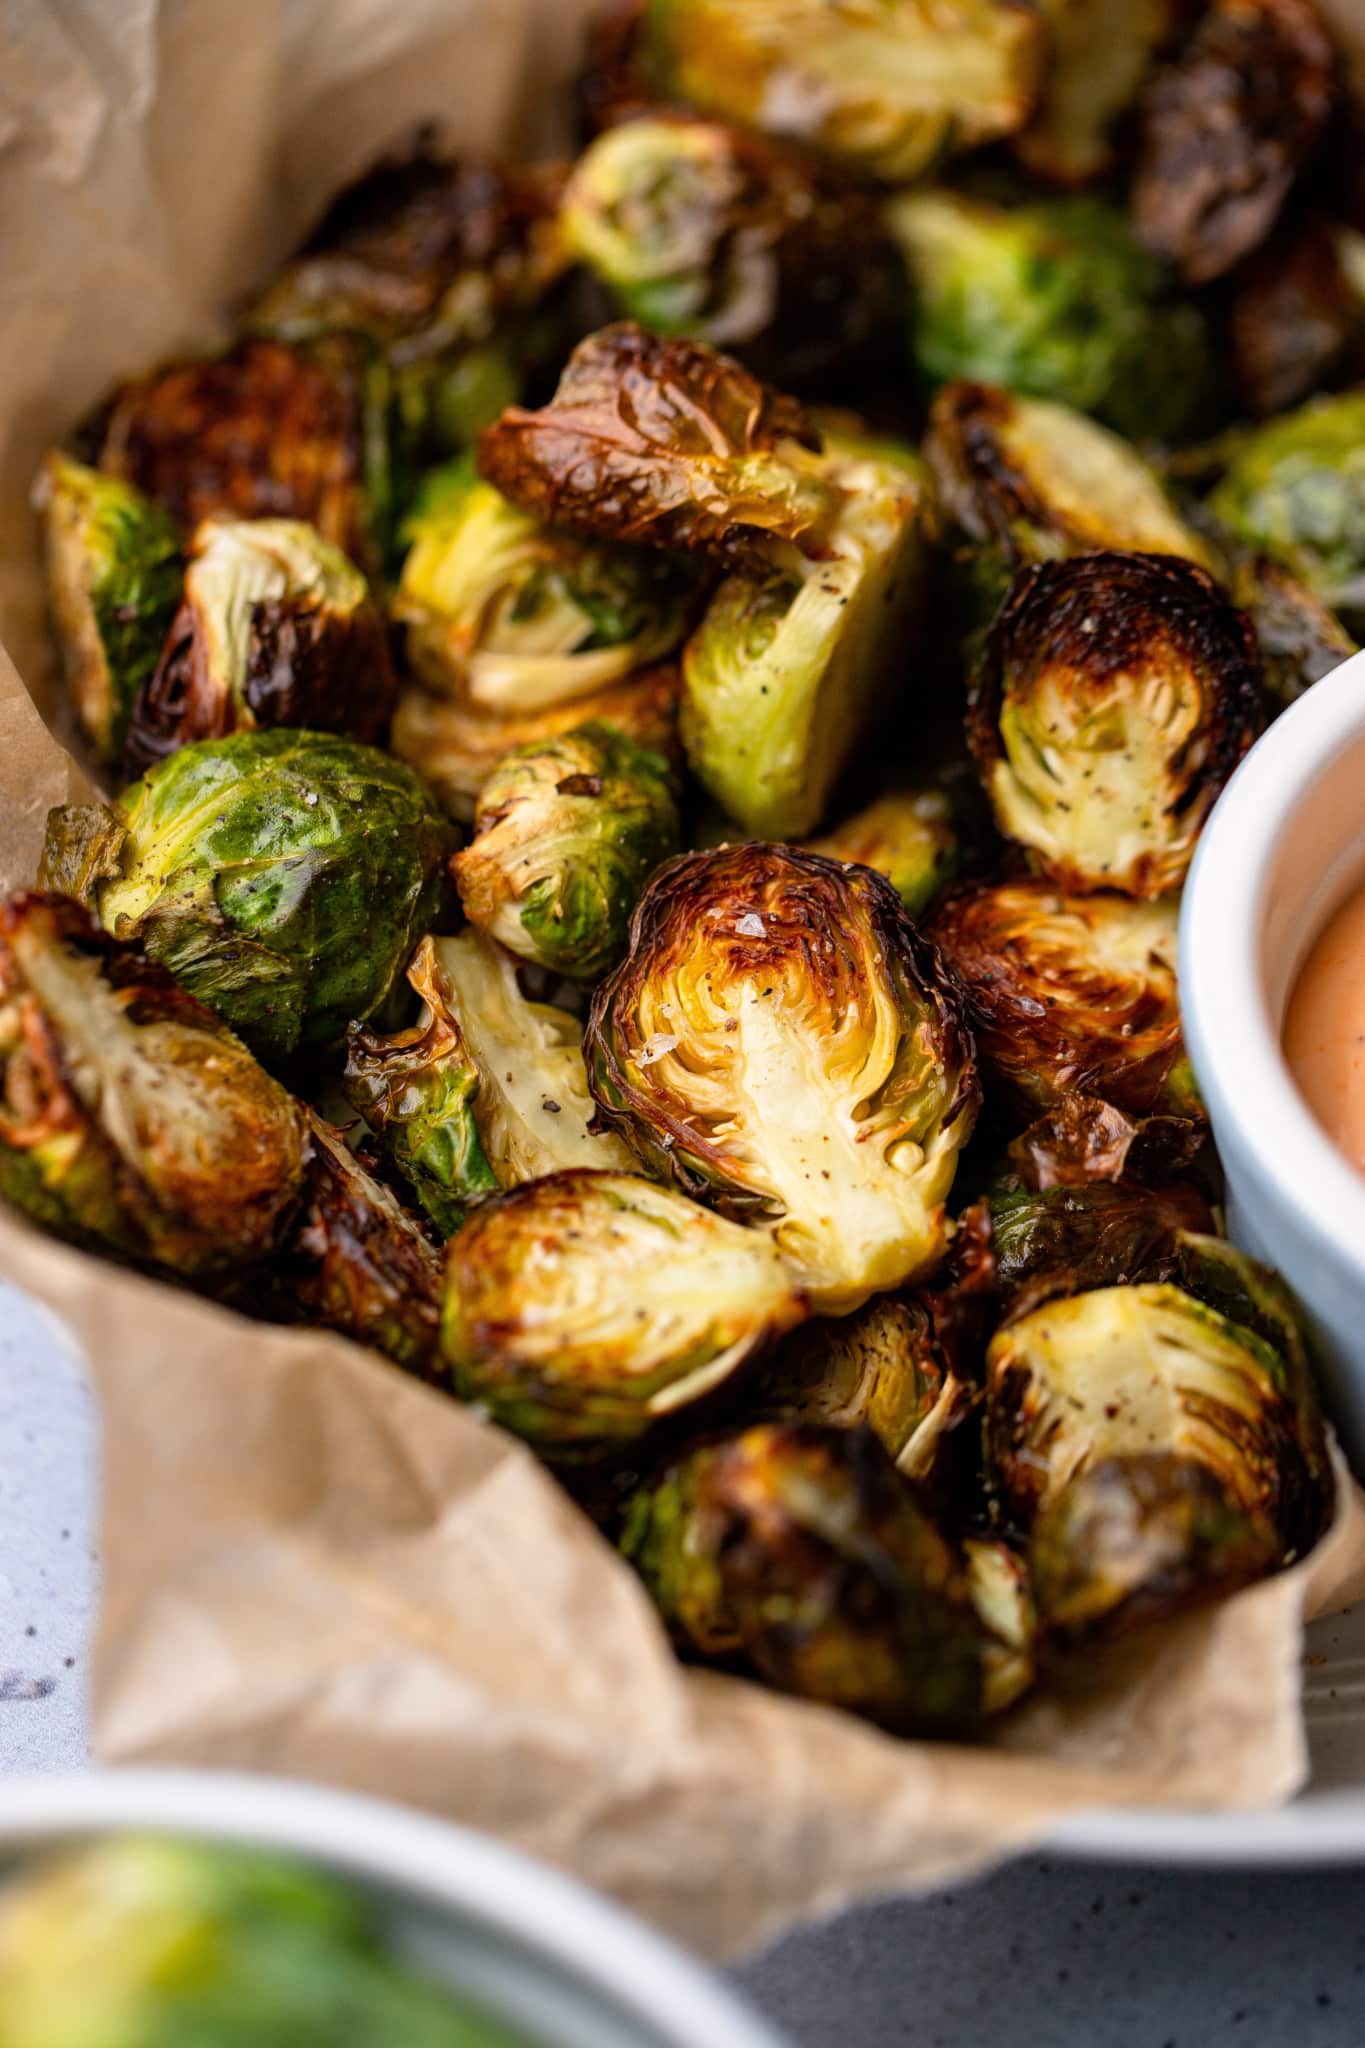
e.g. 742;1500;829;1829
1181;645;1365;1468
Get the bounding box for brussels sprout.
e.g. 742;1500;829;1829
33;453;182;767
0;893;307;1276
962;1535;1036;1713
888;189;1215;443
929;881;1196;1116
477;322;838;571
988;1176;1215;1323
587;844;980;1311
440;1169;804;1450
1131;0;1336;286
1228;552;1356;711
1014;0;1178;186
621;1422;1009;1733
454;722;680;980
1006;1090;1208;1190
1228;219;1365;419
805;788;959;917
125;517;396;774
968;552;1261;897
41;731;456;1063
641;0;1044;183
986;1279;1330;1637
680;430;932;837
395;455;697;711
1208;390;1365;631
559;113;898;387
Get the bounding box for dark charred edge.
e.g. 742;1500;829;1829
573;0;655;139
988;1179;1216;1328
1007;1094;1210;1189
924;381;1053;554
241;594;397;740
0;891;238;1037
123;596;230;777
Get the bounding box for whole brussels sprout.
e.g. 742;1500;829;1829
968;552;1261;897
453;722;681;980
125;516;396;775
640;0;1045;183
988;1176;1215;1323
0;893;307;1276
33;453;182;767
1208;389;1365;632
803;787;960;917
929;881;1196;1116
621;1421;1010;1734
1227;552;1356;712
440;1168;805;1451
1227;219;1365;420
1014;0;1179;186
888;189;1215;443
587;844;980;1311
41;730;456;1064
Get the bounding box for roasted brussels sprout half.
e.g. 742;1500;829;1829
1227;218;1365;419
440;1169;804;1451
125;516;396;774
930;882;1196;1116
1208;389;1365;631
641;0;1045;183
559;113;898;387
680;429;932;837
0;893;307;1276
988;1176;1215;1323
587;844;980;1311
621;1422;1010;1733
454;722;680;980
33;453;182;767
1014;0;1178;186
41;731;455;1064
968;552;1261;897
888;190;1215;443
804;788;960;917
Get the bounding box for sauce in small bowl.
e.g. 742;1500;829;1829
1285;881;1365;1176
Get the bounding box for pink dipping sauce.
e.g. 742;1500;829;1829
1284;879;1365;1175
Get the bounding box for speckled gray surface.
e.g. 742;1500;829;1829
4;1276;1365;2046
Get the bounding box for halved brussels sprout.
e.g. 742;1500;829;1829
440;1168;804;1450
621;1421;1010;1733
587;844;980;1311
395;455;697;711
989;1176;1215;1323
0;893;307;1276
41;731;455;1064
559;113;898;387
929;881;1196;1115
33;453;182;767
968;552;1261;896
680;430;932;837
125;517;396;774
477;322;838;571
1208;389;1365;631
1228;219;1365;419
1014;0;1178;186
641;0;1045;183
454;722;680;981
804;788;960;917
888;189;1214;443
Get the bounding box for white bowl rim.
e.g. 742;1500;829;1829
1180;644;1365;1282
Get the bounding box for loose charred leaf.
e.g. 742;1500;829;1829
1008;1092;1209;1189
989;1177;1215;1322
37;804;128;911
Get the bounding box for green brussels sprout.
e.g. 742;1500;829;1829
33;453;182;767
888;189;1215;443
454;722;681;980
1208;390;1365;632
0;1835;526;2048
40;731;456;1064
641;0;1045;183
395;454;697;711
804;788;959;917
988;1176;1215;1323
680;428;932;838
0;892;309;1278
440;1169;805;1451
125;516;396;775
1014;0;1178;186
968;552;1261;897
621;1422;1012;1733
587;844;980;1311
344;936;498;1238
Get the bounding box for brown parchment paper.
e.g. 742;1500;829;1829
3;0;1365;1962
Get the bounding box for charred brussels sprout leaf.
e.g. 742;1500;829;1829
1015;0;1178;186
125;517;396;775
929;881;1196;1115
989;1177;1215;1323
0;893;307;1276
440;1169;804;1451
1208;390;1365;632
34;454;182;767
454;722;680;980
587;844;980;1311
43;731;455;1063
1007;1091;1208;1189
642;0;1044;183
804;788;960;917
621;1422;1010;1733
969;552;1261;897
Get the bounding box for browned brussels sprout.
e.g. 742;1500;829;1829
929;882;1196;1116
0;893;307;1276
1006;1091;1209;1190
440;1169;804;1451
988;1176;1216;1323
1227;218;1365;418
968;552;1261;897
804;788;959;917
1015;0;1180;186
620;1422;1012;1734
1227;552;1356;711
587;844;979;1311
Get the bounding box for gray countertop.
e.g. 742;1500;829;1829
4;1279;1365;2046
